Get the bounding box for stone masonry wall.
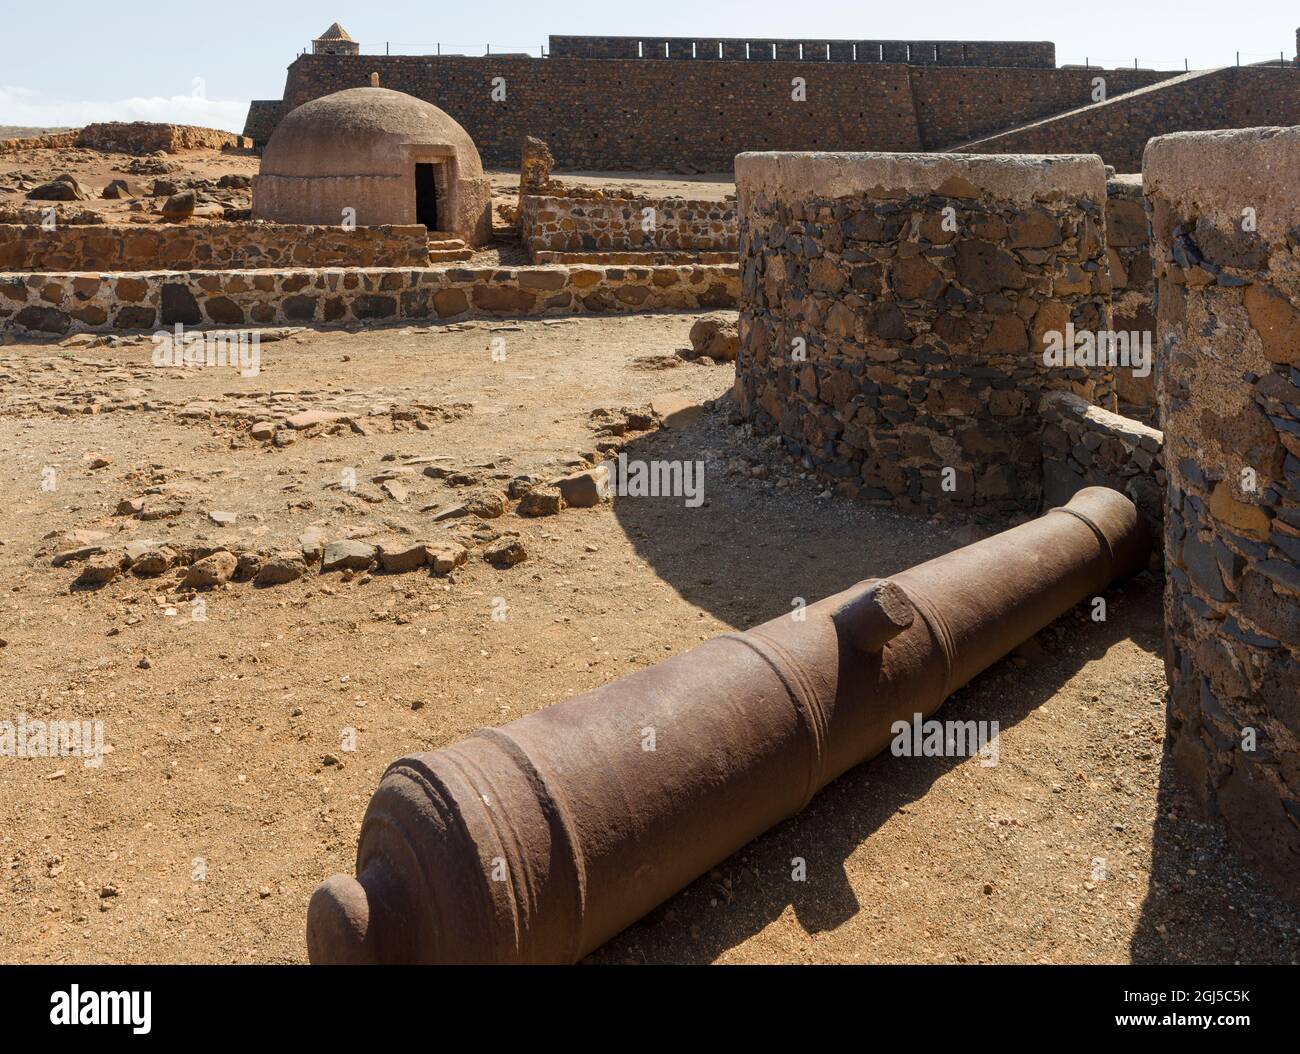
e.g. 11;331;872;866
518;193;737;256
734;151;1113;517
0;263;738;334
960;67;1300;173
244;53;1172;168
1145;126;1300;895
0;223;433;272
1106;175;1156;407
1040;390;1164;536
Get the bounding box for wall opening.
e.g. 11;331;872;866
415;163;439;231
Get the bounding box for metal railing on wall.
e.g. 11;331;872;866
299;43;548;57
1065;52;1297;70
294;43;1299;69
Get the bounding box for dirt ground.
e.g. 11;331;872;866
1;311;1297;965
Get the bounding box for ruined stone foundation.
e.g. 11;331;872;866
1145;126;1300;895
734;151;1114;516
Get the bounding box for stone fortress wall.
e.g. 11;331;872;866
958;67;1300;172
243;47;1174;170
1146;127;1300;892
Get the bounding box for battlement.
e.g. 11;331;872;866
546;34;1056;68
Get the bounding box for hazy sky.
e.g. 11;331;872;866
3;0;1297;132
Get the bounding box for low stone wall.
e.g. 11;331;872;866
76;122;251;154
0;263;739;333
1106;175;1156;408
0;131;78;152
519;192;737;256
0;223;433;272
735;150;1113;517
1146;126;1300;897
1040;390;1164;535
1;123;251;155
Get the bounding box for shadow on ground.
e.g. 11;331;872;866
589;407;1177;962
1131;746;1300;963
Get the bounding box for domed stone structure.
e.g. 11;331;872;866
252;87;493;245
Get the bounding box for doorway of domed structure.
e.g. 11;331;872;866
415;162;440;231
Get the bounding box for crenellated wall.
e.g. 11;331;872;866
546;35;1056;67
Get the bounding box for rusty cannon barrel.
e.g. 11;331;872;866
308;486;1148;964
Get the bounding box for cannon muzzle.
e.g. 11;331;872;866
309;486;1148;963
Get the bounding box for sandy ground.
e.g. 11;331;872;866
0;312;1296;965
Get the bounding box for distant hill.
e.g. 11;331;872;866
0;126;75;138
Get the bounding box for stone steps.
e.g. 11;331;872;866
427;247;474;262
945;67;1226;153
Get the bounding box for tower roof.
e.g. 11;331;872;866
315;22;354;42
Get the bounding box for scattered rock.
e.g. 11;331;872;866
517;485;565;517
255;552;307;586
298;528;326;561
425;541;469;574
688;314;740;361
129;547;177;577
184;550;237;588
377;540;428;573
554;466;610;508
483;537;527;567
101;179;136;200
75;551;125;587
235;550;265;581
286;409;350;430
507;474;545;499
27;173;92;201
52;545;105;568
321;539;376;572
161;189;196;221
463;490;508;519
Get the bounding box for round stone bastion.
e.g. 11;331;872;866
734;151;1113;517
1145;127;1300;894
